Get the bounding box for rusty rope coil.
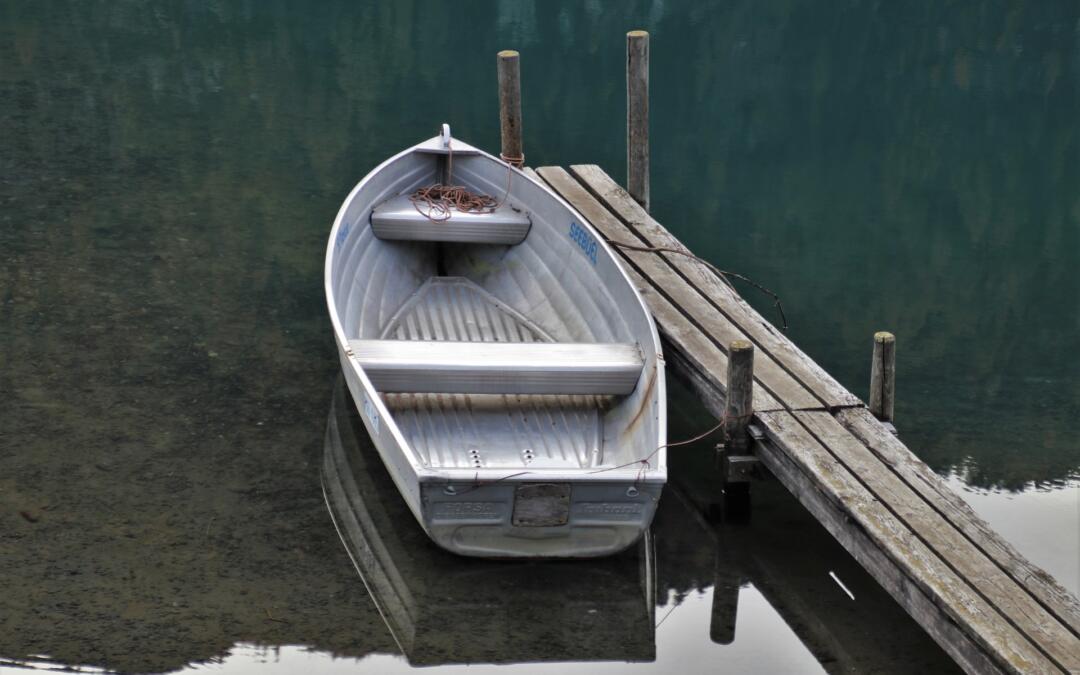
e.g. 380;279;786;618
410;137;513;222
409;184;498;222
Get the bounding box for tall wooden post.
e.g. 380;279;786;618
869;331;896;422
725;340;754;455
626;30;650;211
497;50;524;167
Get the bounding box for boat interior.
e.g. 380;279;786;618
330;137;661;474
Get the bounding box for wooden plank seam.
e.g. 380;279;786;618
837;407;1080;641
534;166;818;412
753;413;1048;675
567;164;862;411
789;411;1077;672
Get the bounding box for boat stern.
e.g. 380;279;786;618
418;478;663;558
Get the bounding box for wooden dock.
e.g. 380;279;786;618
527;163;1080;674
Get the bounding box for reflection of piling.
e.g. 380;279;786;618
869;332;895;423
626;30;650;211
497;50;524;167
710;565;741;645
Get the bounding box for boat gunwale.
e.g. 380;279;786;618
325;133;667;483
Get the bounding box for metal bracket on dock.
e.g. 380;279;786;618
724;455;760;483
721;424;765;484
748;424;766;442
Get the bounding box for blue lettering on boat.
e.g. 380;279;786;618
568;221;598;265
362;393;380;435
335;221;351;248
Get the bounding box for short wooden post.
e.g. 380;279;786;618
869;331;896;422
497;50;524;167
626;30;649;212
725;340;754;455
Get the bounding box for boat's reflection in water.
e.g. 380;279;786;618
322;378;657;666
322;376;961;672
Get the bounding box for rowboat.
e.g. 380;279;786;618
321;377;657;664
324;125;666;558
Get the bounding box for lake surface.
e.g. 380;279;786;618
1;1;1077;673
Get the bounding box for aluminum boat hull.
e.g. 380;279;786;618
325;129;666;557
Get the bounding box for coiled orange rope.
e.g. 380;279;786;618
409;138;512;222
409;184;498;221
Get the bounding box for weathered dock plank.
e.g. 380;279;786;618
568;164;862;410
839;406;1080;638
757;411;1056;675
796;410;1080;672
536;166;815;411
527;166;782;411
538;163;1080;675
523;172;779;412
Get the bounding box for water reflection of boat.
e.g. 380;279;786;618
322;378;657;666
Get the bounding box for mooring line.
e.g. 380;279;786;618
605;237;788;331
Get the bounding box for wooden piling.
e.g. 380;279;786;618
869;331;896;422
497;50;524;167
626;30;649;212
725;340;754;455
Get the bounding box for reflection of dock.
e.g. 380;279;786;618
322;378;656;666
531;162;1080;673
659;478;959;673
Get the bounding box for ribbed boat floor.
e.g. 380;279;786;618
377;277;610;470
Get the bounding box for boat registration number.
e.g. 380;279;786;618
512;483;571;527
568;221;598;265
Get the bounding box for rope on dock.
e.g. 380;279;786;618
605;238;789;331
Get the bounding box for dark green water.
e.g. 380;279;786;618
1;1;1076;673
